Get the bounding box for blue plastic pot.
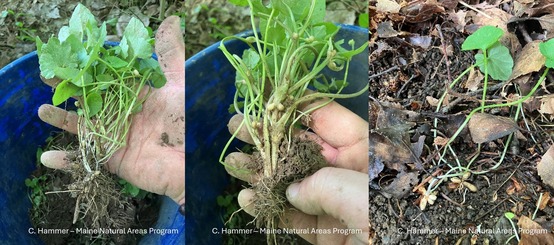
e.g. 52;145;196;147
0;52;184;244
185;25;368;244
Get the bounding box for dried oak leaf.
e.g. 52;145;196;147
509;41;546;81
518;215;554;245
381;171;419;199
468;113;519;144
538;145;554;189
538;95;554;117
525;0;554;17
538;14;554;39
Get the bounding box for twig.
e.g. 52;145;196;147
459;1;493;19
395;74;415;98
441;81;507;113
369;65;399;80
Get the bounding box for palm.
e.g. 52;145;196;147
38;16;184;204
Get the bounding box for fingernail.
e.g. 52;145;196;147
286;183;300;201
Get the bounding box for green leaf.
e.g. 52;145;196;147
67;3;97;41
128;184;140;197
85;92;103;117
242;49;260;69
38;37;79;79
229;0;248;6
475;43;513;81
505;212;515;220
53;79;80;106
25;178;33;188
150;70;167;88
539;38;554;69
358;13;369;28
105;55;128;68
122;17;152;59
70;71;93;87
462;26;504;51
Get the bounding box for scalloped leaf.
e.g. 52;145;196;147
462;26;503;51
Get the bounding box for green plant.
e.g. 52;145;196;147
218;0;367;242
37;3;165;172
504;212;519;243
423;27;554;207
36;4;165;225
25;175;48;208
118;179;149;199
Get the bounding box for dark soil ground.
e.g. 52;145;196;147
369;0;554;244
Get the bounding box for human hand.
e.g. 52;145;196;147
225;100;369;244
37;16;185;205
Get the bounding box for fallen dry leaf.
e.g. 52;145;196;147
400;0;445;23
510;41;546;81
525;0;554;17
518;215;554;245
538;95;554;117
448;10;467;31
538;145;554;189
381;171;419;199
538;14;554;39
377;20;402;38
463;67;483;91
376;0;401;13
468;113;519;144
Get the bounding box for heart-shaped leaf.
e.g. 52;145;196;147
540;38;554;69
462;25;503;51
85;92;103;118
475;43;513;81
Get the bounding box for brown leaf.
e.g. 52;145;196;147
538;145;554;190
518;215;554;245
538;14;554;39
538;95;554;116
539;192;551;210
448;10;467;32
463;67;483;92
468;113;519;144
400;0;445;23
510;41;546;81
376;0;401;13
381;171;420;199
525;0;554;17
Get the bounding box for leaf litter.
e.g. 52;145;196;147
369;0;554;244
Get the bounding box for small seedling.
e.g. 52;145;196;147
447;172;478;193
425;27;554;207
118;179;148;199
504;212;520;243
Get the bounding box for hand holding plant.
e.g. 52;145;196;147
37;13;185;209
226;99;369;245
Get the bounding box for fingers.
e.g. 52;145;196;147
228;114;255;145
286;167;369;237
41;150;71;169
224;152;258;183
155;16;184;86
38;104;78;134
302;100;368;171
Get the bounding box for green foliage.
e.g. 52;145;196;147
358;13;369;28
462;25;513;81
25;176;48;207
37;4;167;170
461;26;503;51
475;43;513;81
118;179;148;199
540;38;554;68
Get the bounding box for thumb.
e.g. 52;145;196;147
286;167;369;230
